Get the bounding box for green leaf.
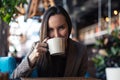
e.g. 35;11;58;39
3;13;11;23
111;47;116;55
92;55;105;67
0;0;27;23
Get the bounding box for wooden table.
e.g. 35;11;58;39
21;77;100;80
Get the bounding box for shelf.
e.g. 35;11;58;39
84;30;108;45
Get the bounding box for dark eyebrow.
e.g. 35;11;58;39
58;24;65;27
49;23;65;28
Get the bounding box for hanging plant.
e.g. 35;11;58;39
0;0;27;23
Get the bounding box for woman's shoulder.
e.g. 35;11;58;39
35;41;40;44
69;39;86;49
69;39;87;54
30;41;40;48
32;41;40;45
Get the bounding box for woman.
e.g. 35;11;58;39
12;6;88;79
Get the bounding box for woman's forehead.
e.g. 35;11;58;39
48;14;67;27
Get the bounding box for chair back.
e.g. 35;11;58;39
0;57;16;77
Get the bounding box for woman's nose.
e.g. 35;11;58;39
54;30;60;37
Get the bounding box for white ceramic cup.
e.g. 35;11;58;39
106;68;120;80
47;37;66;55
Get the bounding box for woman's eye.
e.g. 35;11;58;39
49;28;53;32
59;26;65;30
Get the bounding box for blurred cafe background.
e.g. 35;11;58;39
0;0;120;80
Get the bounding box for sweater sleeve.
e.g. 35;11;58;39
11;42;38;79
78;45;88;76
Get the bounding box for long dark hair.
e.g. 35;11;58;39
40;6;72;42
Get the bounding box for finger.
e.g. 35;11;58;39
38;47;48;52
36;48;48;57
38;43;48;48
42;37;49;43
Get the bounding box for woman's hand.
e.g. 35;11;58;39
28;38;48;66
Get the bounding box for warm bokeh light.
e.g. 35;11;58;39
105;17;110;22
114;10;118;15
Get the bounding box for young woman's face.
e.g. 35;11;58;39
48;14;68;39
